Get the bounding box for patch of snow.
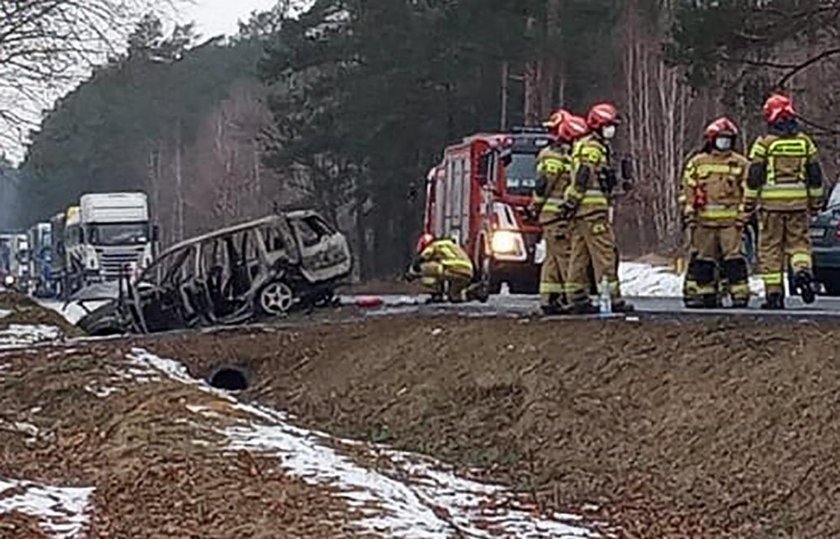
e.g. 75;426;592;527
0;478;93;538
83;383;120;398
619;262;764;298
0;325;63;348
128;349;601;539
38;301;108;326
0;308;10;319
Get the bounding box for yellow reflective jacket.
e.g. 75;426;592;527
418;239;473;275
533;144;573;225
566;134;610;217
747;132;823;212
680;151;749;227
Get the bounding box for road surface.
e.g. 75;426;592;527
363;294;840;320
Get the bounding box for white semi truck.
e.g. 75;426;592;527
59;192;157;298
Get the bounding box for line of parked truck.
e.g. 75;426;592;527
0;192;156;300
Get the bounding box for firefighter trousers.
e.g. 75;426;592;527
684;225;749;303
566;212;623;306
419;261;474;302
758;210;812;296
539;222;571;307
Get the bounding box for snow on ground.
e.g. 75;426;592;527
39;301;108;326
619;263;683;298
128;349;601;538
619;262;767;298
0;478;93;538
0;324;63;348
0;308;10;319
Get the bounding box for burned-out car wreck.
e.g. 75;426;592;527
78;212;352;335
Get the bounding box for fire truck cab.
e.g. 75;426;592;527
422;127;553;294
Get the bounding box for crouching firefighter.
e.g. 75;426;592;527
533;110;590;315
746;94;824;310
406;235;487;303
681;117;751;308
562;103;633;314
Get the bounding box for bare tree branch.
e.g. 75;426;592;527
0;0;181;158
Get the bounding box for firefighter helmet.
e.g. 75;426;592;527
416;233;434;254
703;117;739;142
543;109;571;130
556;114;589;143
586;103;620;130
763;94;796;123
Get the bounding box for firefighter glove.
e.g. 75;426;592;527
525;204;540;221
600;168;618;194
559;199;578;220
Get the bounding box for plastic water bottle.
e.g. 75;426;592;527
598;276;612;315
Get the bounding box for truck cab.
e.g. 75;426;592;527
423;128;553;294
62;192;157;298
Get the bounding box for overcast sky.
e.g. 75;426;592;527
180;0;280;37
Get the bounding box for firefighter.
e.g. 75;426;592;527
533;110;590;314
406;234;485;303
680;117;751;309
746;94;824;310
562;103;633;314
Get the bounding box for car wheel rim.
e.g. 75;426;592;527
260;282;293;315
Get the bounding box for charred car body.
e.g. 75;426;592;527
78;212;352;335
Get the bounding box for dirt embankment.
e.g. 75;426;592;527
0;344;367;538
151;315;840;538
0;291;81;336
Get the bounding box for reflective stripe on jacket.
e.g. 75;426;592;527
680;151;749;227
566;135;610;216
748;132;819;212
419;239;474;274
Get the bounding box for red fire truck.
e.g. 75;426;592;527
421;127;553;294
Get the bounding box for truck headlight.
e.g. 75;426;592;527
86;255;99;270
491;230;521;254
3;274;15;287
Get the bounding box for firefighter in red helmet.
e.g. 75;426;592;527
680;117;751;308
746;94;824;309
562;103;633;314
532;112;589;314
406;234;487;304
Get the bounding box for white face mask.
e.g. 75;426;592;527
602;125;617;140
714;136;733;151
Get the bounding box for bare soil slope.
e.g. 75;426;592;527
151;315;840;538
0;344;366;538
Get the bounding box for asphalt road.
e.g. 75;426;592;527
362;294;840;320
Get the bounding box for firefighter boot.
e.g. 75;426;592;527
568;300;600;315
795;270;816;305
731;296;750;309
760;293;785;310
540;294;562;316
612;301;635;313
687;259;718;309
425;294;445;305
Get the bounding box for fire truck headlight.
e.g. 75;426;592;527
491;230;521;255
3;274;16;288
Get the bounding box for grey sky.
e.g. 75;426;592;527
180;0;280;37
